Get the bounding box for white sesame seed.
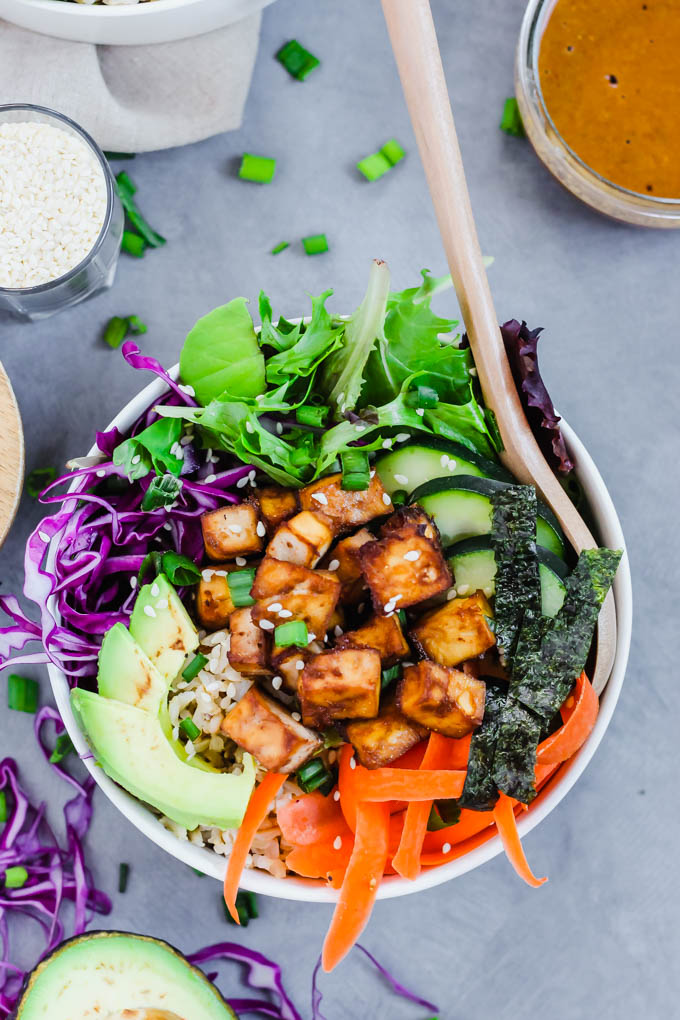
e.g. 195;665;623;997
151;582;160;597
440;454;450;468
229;524;243;534
259;619;275;631
349;757;356;770
245;421;255;434
131;455;141;465
311;492;328;506
328;559;340;572
384;600;396;613
295;660;305;671
96;469;106;478
447;588;458;600
442;842;452;854
333;836;343;850
179;383;196;396
271;676;283;690
395;433;410;443
235;556;247;567
447;459;458;471
38;530;50;543
394;474;409;485
202;569;214;582
457;584;470;596
180;435;193;446
333;790;341;802
308;633;316;641
337;392;345;405
256;521;266;537
416;408;425;417
236;475;249;489
382;439;393;450
163;523;173;531
333;625;344;637
268;603;283;613
129;577;137;589
143;605;156;618
370;470;376;478
276;423;283;435
249;470;256;480
469;367;478;377
156;599;168;610
204;474;217;485
403;549;421;562
382;492;392;505
278;608;293;618
292;712;301;722
355;424;366;433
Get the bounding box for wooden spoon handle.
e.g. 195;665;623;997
381;0;616;691
0;362;24;550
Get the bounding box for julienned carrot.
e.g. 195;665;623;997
276;790;349;846
338;743;360;832
223;772;286;923
321;801;390;972
392;732;458;880
286;839;353;888
492;792;547;889
355;766;466;802
422;806;496;852
537;672;598;765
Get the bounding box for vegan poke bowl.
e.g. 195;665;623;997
0;260;630;970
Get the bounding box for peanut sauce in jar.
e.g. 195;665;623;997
538;0;680;197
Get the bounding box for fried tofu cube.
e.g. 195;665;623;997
196;565;237;630
251;557;341;638
299;648;381;728
398;660;486;738
271;646;309;694
410;593;496;667
337;613;410;666
380;505;439;542
299;472;392;531
227;607;271;676
202;504;264;561
267;511;335;568
345;699;427;769
326;528;375;604
359;511;452;613
222;687;322;772
250;486;298;534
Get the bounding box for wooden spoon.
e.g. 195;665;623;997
0;362;24;549
381;0;616;695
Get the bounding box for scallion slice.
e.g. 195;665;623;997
381;665;401;689
380;138;406;165
49;733;74;764
357;152;392;182
341;449;370;491
271;241;290;254
182;653;208;682
25;466;56;500
302;233;328;255
118;862;130;894
179;717;201;742
121;231;146;257
224;889;258;926
104;151;136;161
500;97;525;137
116;170;137;199
405;384;439;408
0;791;7;824
296;404;329;427
275;39;320;80
3;866;28;889
116;172;166;248
239;153;277;184
227;569;256;608
274;620;308;647
7;674;39;714
103;316;129;349
297;757;335;795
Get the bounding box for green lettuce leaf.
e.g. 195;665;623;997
113;417;183;481
180;298;266;405
265;290;345;385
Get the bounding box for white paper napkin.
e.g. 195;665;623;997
0;14;262;152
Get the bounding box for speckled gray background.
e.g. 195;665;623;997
1;0;677;1016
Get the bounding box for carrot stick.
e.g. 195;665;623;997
321;801;390;973
276;791;349;846
537;672;598;765
492;792;547;888
286;839;354;888
223;772;286;923
392;732;456;880
356;766;466;801
338;743;360;832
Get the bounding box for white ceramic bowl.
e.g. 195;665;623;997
0;0;277;46
47;366;632;902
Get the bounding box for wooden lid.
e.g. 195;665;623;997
0;361;24;548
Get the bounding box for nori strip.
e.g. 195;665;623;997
427;799;463;831
492;697;542;804
489;485;542;668
512;548;622;720
459;683;507;811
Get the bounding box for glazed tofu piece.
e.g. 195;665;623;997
222;687;322;772
250;485;298;534
410;593;496;667
196;566;236;630
202;504;264;561
271;645;311;694
326;528;376;604
345;699;427;769
398;660;486;738
299;472;392;531
227;607;271;676
267;511;335;568
358;509;452;613
337;613;410;666
251;557;341;638
299;648;381;729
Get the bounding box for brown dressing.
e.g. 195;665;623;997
538;0;680;197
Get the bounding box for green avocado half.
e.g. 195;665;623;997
13;930;236;1020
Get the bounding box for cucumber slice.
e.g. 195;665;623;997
446;537;567;618
410;475;567;560
375;435;510;497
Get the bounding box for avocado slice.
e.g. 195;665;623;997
97;623;167;712
71;688;255;830
14;930;236;1019
129;574;198;683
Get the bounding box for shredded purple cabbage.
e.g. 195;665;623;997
0;721;111;1016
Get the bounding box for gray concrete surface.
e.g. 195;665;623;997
1;0;677;1016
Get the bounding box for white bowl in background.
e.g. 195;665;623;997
0;0;278;47
47;365;632;902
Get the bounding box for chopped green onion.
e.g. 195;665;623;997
242;889;258;919
116;172;166;248
271;241;290;255
296;404;329;427
182;653;208;682
405;384;439;408
3;866;28;889
380;138;406;165
116;170;137;199
381;665;401;689
104;151;136;161
302;233;328;255
274;620;308;647
192;868;205;877
103;316;129;349
179;717;201;741
137;550;162;588
391;489;408;508
127;315;147;335
161;551;201;586
341;449;370;491
275;39;320;80
0;792;7;824
224;889;258;926
227;569;256;608
49;733;74;764
7;674;39;714
25;466;56;499
121;230;147;257
397;609;407;627
357;152;392;182
500;97;525;137
239;153;277;184
118;862;130;894
297;757;335;795
141;473;182;511
322;727;344;749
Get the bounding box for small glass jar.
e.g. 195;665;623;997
0;104;124;321
515;0;680;229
